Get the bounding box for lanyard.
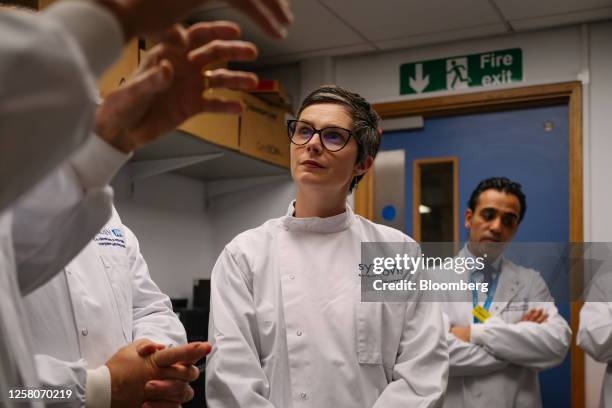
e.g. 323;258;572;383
471;271;499;324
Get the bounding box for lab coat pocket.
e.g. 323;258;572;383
100;254;133;341
355;302;383;365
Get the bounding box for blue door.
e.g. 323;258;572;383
379;104;570;407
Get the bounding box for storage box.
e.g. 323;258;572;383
250;79;291;109
179;89;242;150
238;91;289;168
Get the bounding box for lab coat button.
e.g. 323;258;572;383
289;275;295;280
299;392;308;400
296;330;303;336
81;328;88;336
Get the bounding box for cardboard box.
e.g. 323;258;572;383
239;92;289;168
250;80;291;110
179;89;242;151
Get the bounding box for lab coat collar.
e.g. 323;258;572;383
460;244;503;275
459;243;504;274
282;200;354;234
460;244;523;310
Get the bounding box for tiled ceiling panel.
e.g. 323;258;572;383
318;0;504;42
493;0;612;20
188;0;611;65
374;23;507;50
190;0;371;58
510;7;612;31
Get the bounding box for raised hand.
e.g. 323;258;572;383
95;21;259;153
95;0;293;41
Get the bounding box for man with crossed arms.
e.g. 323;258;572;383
438;177;571;408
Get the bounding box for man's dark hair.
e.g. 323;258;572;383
467;177;527;222
296;85;381;192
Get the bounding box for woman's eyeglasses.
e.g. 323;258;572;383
287;120;352;152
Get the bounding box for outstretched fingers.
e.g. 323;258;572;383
153;342;211;367
188;40;258;67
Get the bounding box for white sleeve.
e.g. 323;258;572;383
470;273;571;370
34;354;87;408
206;248;276;408
441;311;509;377
85;366;111;408
43;1;124;78
125;223;187;346
577;272;612;363
0;4;122;212
13;137;129;295
35;355;111;408
372;301;449;407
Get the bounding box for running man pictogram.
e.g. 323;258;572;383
447;59;470;89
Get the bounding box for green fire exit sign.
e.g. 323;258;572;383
400;48;523;95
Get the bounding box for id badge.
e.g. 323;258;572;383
472;305;491;323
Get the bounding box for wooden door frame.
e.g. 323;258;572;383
354;81;584;408
412;157;459;243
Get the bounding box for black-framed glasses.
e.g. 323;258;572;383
287;120;352;152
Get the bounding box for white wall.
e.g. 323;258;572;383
112;170;295;306
112;171;216;303
335;25;584;102
208;176;296;257
584;20;612;408
588;21;612;244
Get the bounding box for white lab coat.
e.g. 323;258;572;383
577;272;612;408
439;247;571;408
4;137;129;408
0;2;122;212
206;202;449;408
0;3;122;406
23;207;187;407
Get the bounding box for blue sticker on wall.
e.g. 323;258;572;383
382;205;396;221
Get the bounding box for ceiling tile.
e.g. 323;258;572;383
494;0;612;20
247;43;377;68
374;23;507;50
190;0;368;58
510;7;612;30
318;0;503;42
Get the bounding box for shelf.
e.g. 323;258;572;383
130;129;289;181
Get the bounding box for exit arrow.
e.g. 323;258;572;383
409;63;429;94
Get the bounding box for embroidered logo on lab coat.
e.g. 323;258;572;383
94;227;126;248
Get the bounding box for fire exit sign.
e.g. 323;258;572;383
400;48;523;95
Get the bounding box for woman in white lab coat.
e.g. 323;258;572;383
206;85;449;408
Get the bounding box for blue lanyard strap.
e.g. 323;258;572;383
471;272;499;324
